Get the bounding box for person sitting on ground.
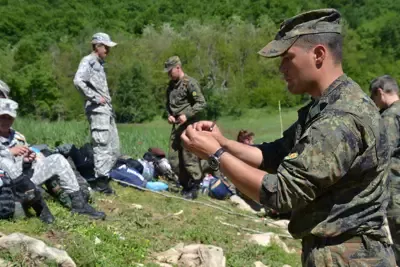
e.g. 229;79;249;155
0;80;93;209
236;130;255;145
0;98;105;220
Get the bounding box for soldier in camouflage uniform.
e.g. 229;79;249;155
0;98;105;220
0;80;91;208
165;56;207;199
182;9;395;266
370;75;400;265
74;32;120;195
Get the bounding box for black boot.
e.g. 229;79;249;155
89;176;114;195
31;197;55;224
69;191;106;220
181;187;198;200
181;181;199;200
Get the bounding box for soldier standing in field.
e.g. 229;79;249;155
369;75;400;265
181;9;395;265
74;33;120;195
165;56;207;199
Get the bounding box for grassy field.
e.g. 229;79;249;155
0;108;301;267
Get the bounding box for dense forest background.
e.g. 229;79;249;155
0;0;399;122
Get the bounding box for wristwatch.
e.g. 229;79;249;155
208;148;226;171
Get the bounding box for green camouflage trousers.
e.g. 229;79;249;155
301;234;395;266
168;124;202;189
387;181;400;266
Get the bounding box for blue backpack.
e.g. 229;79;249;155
208;178;233;200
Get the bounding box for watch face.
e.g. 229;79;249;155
208;156;219;171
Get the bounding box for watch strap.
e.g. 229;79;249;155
214;147;226;159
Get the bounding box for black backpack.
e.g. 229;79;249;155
69;143;96;180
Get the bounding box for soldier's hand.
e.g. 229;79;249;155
9;145;30;156
168;115;176;124
193;121;228;147
178;114;187;125
23;150;36;163
181;125;221;160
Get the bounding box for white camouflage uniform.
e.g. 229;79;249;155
73;33;120;178
0;130;80;193
0;99;80;193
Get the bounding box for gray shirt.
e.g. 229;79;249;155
73;53;113;115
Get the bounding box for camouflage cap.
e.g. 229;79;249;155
0;99;18;118
0;80;9;99
91;32;117;47
258;9;341;58
164;56;181;72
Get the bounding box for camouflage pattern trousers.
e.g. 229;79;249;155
87;111;120;178
168;124;202;189
387;181;400;266
31;154;80;194
301;234;395;266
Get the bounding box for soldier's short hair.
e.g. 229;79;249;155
92;43;104;51
369;75;399;96
295;33;343;64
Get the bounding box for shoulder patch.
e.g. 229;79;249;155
284;152;298;160
192;91;197;97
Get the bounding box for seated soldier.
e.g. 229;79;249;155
0;79;91;207
0;98;105;220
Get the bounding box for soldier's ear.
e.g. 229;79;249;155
313;45;326;69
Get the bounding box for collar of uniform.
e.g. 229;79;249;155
318;74;348;103
380;99;400;115
91;52;105;65
306;74;348;121
173;75;188;87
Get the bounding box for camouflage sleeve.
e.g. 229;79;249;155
254;122;297;173
0;155;23;180
183;80;207;119
0;144;13;159
259;114;361;212
381;114;400;150
73;57;103;104
381;114;400;186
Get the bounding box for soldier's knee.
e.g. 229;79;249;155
92;130;110;146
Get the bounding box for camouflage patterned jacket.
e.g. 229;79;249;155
73;53;113;115
256;75;390;241
166;75;207;120
380;100;400;217
0;130;28;179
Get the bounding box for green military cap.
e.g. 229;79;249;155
164;56;181;72
258;9;341;58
